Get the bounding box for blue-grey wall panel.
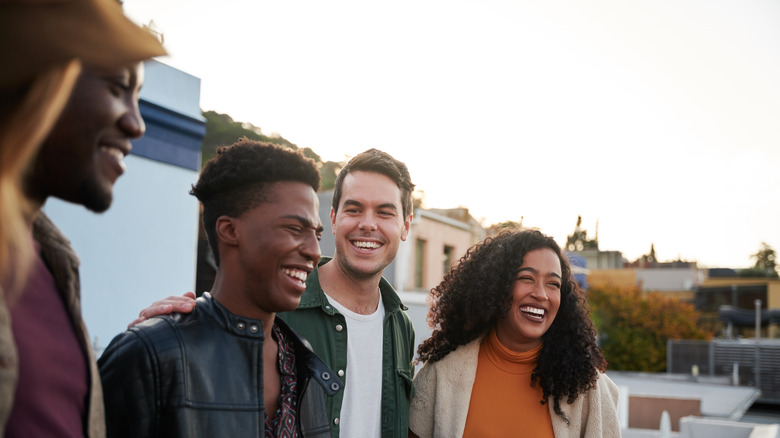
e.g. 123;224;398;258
132;100;206;171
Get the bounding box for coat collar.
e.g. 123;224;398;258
297;256;408;314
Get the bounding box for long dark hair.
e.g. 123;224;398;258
417;229;606;421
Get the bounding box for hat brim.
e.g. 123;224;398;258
0;0;166;87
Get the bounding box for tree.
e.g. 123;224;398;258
319;161;341;192
587;285;712;372
742;242;778;278
490;219;524;233
200;110;341;190
566;216;598;251
635;243;657;266
201;111;296;164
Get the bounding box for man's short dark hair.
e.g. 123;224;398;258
331;148;415;218
190;137;321;265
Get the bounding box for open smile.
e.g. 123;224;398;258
350;240;384;250
282;264;313;290
282;268;308;284
98;140;132;178
520;305;546;322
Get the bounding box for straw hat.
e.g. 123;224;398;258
0;0;166;88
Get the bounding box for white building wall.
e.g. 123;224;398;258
44;156;200;354
636;267;702;291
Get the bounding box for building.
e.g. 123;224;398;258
576;248;625;271
588;262;704;301
399;207;485;293
610;370;761;434
695;276;780;338
392;207;485;360
580;248;705;304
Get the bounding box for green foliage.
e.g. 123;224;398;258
201;111;297;163
492;221;524;231
738;267;779;278
587;285;712;372
640;243;657;264
566;215;598;251
740;242;778;278
200;110;340;190
319;161;341;193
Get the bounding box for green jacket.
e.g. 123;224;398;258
279;258;415;438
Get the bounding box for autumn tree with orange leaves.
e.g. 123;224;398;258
587;285;713;372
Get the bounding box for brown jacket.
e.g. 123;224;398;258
0;213;105;437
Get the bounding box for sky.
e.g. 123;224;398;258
123;0;780;269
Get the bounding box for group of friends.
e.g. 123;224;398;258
0;0;621;437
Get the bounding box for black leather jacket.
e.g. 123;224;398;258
98;293;342;438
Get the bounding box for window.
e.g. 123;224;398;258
415;239;426;290
443;245;454;277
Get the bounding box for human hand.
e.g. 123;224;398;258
128;291;196;327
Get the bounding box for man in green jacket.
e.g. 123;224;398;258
139;149;415;438
279;149;416;438
137;149;417;438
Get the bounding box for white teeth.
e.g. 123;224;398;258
282;269;308;283
100;146;124;159
520;306;545;317
100;146;126;169
353;241;380;249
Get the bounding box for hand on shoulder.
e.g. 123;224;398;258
128;291;196;327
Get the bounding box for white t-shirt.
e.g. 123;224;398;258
324;292;385;438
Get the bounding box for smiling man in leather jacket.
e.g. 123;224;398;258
134;149;418;437
98;138;342;437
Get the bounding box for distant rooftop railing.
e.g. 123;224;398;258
668;339;780;404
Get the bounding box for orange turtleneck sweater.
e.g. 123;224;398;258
462;329;554;438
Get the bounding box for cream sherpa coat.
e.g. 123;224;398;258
409;338;621;438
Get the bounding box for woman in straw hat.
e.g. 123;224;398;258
0;0;164;435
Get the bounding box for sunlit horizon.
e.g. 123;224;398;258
125;0;780;270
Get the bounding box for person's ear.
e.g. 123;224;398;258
216;216;239;246
330;207;337;236
401;212;413;242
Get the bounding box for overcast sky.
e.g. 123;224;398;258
124;0;780;269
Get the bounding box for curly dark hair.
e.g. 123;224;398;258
190;137;320;266
331;148;415;218
416;229;606;423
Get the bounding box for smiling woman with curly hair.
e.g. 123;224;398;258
409;229;620;438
